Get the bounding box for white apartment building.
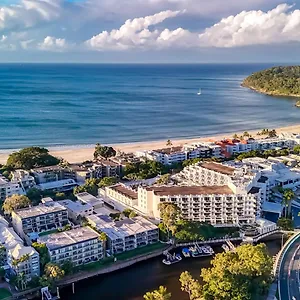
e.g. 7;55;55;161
87;215;159;254
0;176;25;202
103;184;138;207
138;185;258;225
0;217;40;279
58;199;93;222
76;192;104;209
39;227;103;266
12;202;69;239
11;170;36;191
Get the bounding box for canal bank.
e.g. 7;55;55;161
58;239;283;300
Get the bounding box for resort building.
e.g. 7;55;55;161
102;184;138;208
58;199;93;222
0;176;25;202
138;185;259;225
0;216;40;279
12;202;68;239
11;170;36;191
38;227;103;266
75;192;104;210
87;215;159;254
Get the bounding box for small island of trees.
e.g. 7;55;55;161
242;66;300;98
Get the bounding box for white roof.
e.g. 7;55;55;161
87;215;158;241
58;199;93;214
37;179;76;190
76;192;104;207
256;217;277;228
8;244;38;260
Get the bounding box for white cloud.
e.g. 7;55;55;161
0;0;62;31
199;4;300;47
38;36;69;52
85;10;196;50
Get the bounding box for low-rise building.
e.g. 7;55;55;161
12;202;68;239
0;176;25;202
103;184;138;207
39;227;103;266
0;217;40;280
58;199;93;222
37;179;78;192
75;192;104;209
87;215;159;254
11;170;36;191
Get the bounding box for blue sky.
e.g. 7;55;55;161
0;0;299;62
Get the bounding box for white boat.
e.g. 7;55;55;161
197;88;202;95
162;253;182;265
182;248;191;258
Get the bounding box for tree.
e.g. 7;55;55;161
98;232;107;258
26;188;43;205
74;178;100;196
156;174;171;185
44;263;65;281
200;244;273;300
32;242;50;269
268;129;277;138
243;131;250;137
3;195;31;214
282;189;294;218
144;286;171;300
6;147;60;170
54;192;66;200
94;144;116;159
129;211;137;218
124;161;166;180
232;134;239;139
179;271;202;300
98;177;118;188
61;260;75;275
294;145;300;154
277;217;294;231
158;203;181;239
182;158;202;168
166;140;173;147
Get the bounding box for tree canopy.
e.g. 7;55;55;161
143;286;171;300
243;66;300;97
6;147;60;170
158;203;181;238
124;161;166;180
94;144;116;159
32;242;50;268
3;195;31;214
200;243;273;300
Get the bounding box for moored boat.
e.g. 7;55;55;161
182;248;191;258
162;253;182;265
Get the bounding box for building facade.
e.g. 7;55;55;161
12;202;68;239
0;176;25;202
39;227;103;266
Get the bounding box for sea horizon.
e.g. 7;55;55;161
1;63;300;150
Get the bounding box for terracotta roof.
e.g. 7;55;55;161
146;185;233;196
201;162;235;175
110;184;138;200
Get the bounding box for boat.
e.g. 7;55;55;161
162;253;182;265
189;244;214;258
197;88;202;95
182;248;191;258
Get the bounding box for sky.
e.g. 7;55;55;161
0;0;300;62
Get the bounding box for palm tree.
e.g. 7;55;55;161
99;232;108;258
143;292;156;300
16;272;26;290
243;131;250;137
166;140;172;147
282;189;295;218
232;134;238;139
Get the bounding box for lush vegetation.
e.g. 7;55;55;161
235;148;290;161
144;286;171;300
74;177;118;196
124;161;166;180
5;147;60;170
0;288;12;299
122;208;137;218
94;144;116;159
243;66;300;97
32;242;50;269
277;217;294;230
2;195;31;214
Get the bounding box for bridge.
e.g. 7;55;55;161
272;232;300;300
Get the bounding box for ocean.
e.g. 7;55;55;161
0;63;299;150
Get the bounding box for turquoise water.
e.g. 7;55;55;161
0;63;299;150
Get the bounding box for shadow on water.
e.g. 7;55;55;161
58;240;282;300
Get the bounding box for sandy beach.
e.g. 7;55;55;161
1;124;300;165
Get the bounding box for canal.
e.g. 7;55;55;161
59;238;283;300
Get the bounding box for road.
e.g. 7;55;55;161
279;234;300;300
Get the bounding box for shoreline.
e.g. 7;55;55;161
1;123;300;165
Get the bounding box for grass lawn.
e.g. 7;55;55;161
115;243;166;261
39;229;59;237
78;257;115;272
0;288;12;299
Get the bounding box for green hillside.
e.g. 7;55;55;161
242;66;300;97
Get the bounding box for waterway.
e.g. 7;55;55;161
59;239;282;300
